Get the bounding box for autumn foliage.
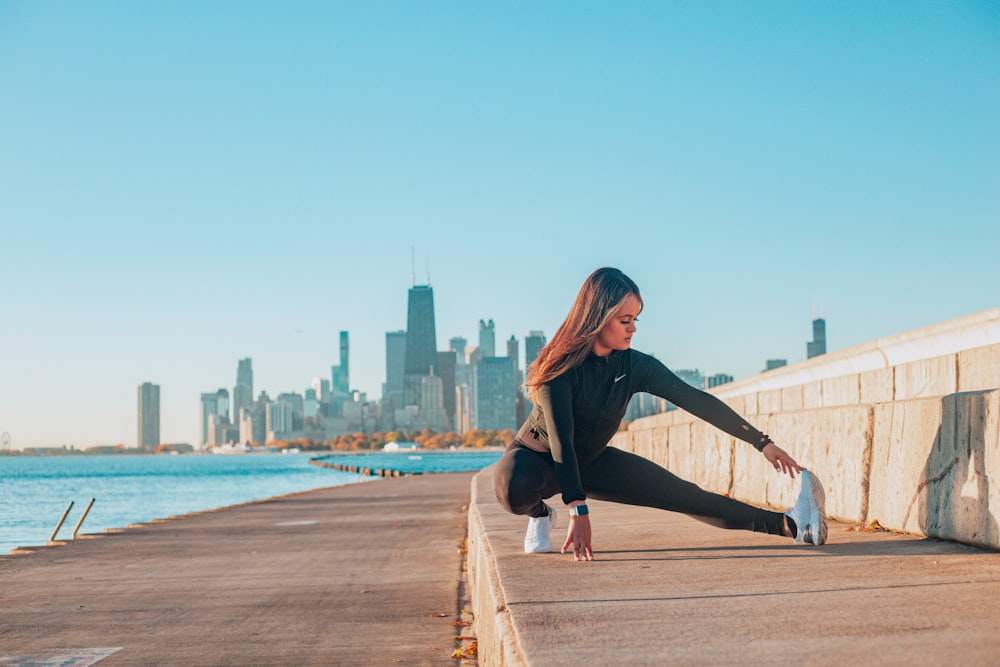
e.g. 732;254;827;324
267;429;512;452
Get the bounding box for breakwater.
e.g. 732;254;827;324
310;449;503;478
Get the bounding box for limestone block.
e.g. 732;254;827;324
649;426;670;470
802;380;823;409
870;392;999;549
732;407;872;522
822;374;861;408
666;423;692;482
868;399;941;534
758;389;782;414
895;355;957;400
744;392;759;416
781;385;804;411
958;344;1000;392
860;367;894;404
722;394;746;415
731;413;778;508
685;421;734;495
628;428;657;464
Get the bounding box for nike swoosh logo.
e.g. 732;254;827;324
614;374;627;383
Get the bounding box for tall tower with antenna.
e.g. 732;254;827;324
807;299;827;359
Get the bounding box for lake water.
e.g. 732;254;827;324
0;450;501;555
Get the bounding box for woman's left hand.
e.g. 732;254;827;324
561;515;594;561
762;442;803;478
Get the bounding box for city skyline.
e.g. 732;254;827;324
2;3;997;448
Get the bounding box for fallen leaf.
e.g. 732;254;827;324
430;612;448;618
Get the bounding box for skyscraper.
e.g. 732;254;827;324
384;330;407;409
524;330;546;372
138;382;160;449
479;319;496;358
506;335;519;373
200;392;218;447
807;317;827;359
332;331;350;396
436;349;457;430
233;358;253;424
199;388;231;448
475;356;517;431
404;284;437;406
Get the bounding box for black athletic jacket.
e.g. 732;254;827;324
514;348;771;505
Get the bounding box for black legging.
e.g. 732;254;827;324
493;441;786;536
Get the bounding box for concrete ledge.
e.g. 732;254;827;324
467;472;528;667
466;466;1000;665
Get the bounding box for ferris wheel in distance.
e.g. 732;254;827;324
1;432;11;451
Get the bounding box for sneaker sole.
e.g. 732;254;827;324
805;471;828;545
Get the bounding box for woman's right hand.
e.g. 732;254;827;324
561;515;594;561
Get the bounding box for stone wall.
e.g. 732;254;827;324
613;308;1000;550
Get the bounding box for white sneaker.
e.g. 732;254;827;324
523;504;557;553
785;470;828;545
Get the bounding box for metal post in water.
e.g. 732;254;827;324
49;501;74;543
72;498;96;539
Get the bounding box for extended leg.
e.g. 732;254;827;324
581;447;786;535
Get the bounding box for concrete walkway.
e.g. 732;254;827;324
468;467;1000;667
0;472;476;666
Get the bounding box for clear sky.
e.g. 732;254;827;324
1;1;998;449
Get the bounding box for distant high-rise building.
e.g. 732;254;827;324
384;330;407;409
479;319;496;358
138;382;160;449
506;335;519;373
436;350;457;430
765;359;788;372
332;331;350;396
475;356;517;431
707;373;734;388
304;388;319;419
200;388;231;447
807;317;827;359
215;388;230;422
454;384;472;433
419;372;448;431
524;330;546;372
404;285;437;406
450;336;467;362
233;358;253;425
200;392;217;448
675;369;705;390
450;336;471;389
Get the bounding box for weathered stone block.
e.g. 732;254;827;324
781;385;804;411
870;391;999;548
822;374;860;407
958;343;1000;393
758;389;782;414
802;380;823;409
859;367;894;404
732;407;871;522
895;355;957;399
685;421;734;495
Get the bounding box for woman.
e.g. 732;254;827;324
493;267;827;561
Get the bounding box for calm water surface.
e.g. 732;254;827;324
0;450;502;555
0;453;364;555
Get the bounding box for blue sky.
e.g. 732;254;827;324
1;1;998;449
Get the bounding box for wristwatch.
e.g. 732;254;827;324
569;504;589;517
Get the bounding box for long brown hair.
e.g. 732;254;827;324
525;267;642;400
